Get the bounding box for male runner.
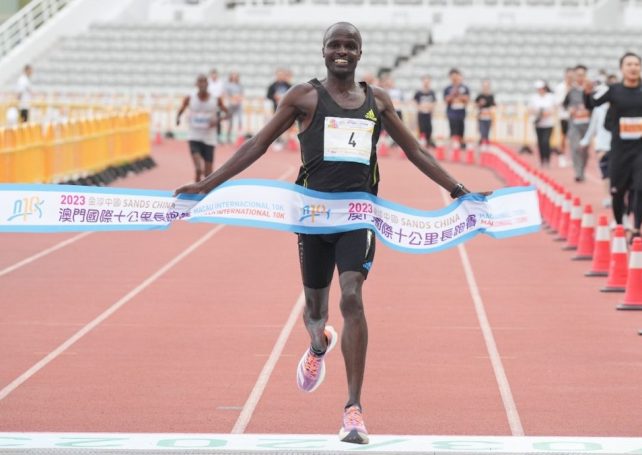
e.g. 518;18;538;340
175;23;477;444
587;52;642;238
176;74;228;182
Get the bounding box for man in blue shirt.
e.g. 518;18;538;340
443;68;470;152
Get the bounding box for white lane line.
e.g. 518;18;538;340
439;188;525;436
231;290;305;434
0;166;297;402
0;224;227;402
0;232;92;278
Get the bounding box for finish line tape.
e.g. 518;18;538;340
0;179;541;254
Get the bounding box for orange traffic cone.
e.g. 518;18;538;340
434;146;445;160
154;129;163;146
572;204;594;260
601;225;628;293
585;215;611;277
617;237;642;310
563;197;582;251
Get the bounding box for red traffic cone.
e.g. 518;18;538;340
465;148;475;164
617;237;642;310
154;129;163;146
572;204;594;260
434;146;445;160
585;215;611;277
378;139;389;157
451;146;461;163
287;137;299;152
556;192;572;241
563;197;582;251
601;225;628;292
235;134;246;147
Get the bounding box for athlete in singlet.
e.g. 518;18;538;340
176;74;228;182
587;52;642;239
175;23;477;444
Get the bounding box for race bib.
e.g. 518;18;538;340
190;112;213;129
479;108;492;120
451;102;465;110
620;117;642;140
324;117;374;165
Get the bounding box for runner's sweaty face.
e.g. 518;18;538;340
322;26;362;75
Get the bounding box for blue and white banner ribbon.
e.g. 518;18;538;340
0;179;541;254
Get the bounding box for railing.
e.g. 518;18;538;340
0;0;75;60
0;107;150;183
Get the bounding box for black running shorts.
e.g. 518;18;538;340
188;140;214;163
609;148;642;192
448;117;465;138
297;229;376;289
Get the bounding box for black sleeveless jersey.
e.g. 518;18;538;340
295;79;382;194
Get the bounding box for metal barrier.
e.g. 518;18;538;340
0;109;150;183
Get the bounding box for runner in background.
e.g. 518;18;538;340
580;74;617;208
587;52;642;239
176;74;229;182
529;80;556;168
564;64;591;182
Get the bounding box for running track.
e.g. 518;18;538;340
1;140;641;443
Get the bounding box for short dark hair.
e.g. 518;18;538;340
620;52;641;67
448;68;461;76
574;64;588;72
323;22;362;48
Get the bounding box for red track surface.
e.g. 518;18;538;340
1;140;641;437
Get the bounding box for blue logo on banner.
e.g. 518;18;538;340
299;204;331;223
7;197;44;222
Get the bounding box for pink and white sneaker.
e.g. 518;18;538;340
296;325;338;393
339;404;369;444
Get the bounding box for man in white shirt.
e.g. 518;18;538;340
16;65;33;123
554;68;574;166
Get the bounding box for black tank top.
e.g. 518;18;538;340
295;79;382;194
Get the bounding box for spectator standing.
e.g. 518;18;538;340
443;68;470;150
475;79;496;147
413;76;436;147
16;65;33;123
208;68;226;140
267;68;292;112
223;71;244;143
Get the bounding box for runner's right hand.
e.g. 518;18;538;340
174;181;206;196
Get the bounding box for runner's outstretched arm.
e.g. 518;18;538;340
174;84;308;195
373;86;474;196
